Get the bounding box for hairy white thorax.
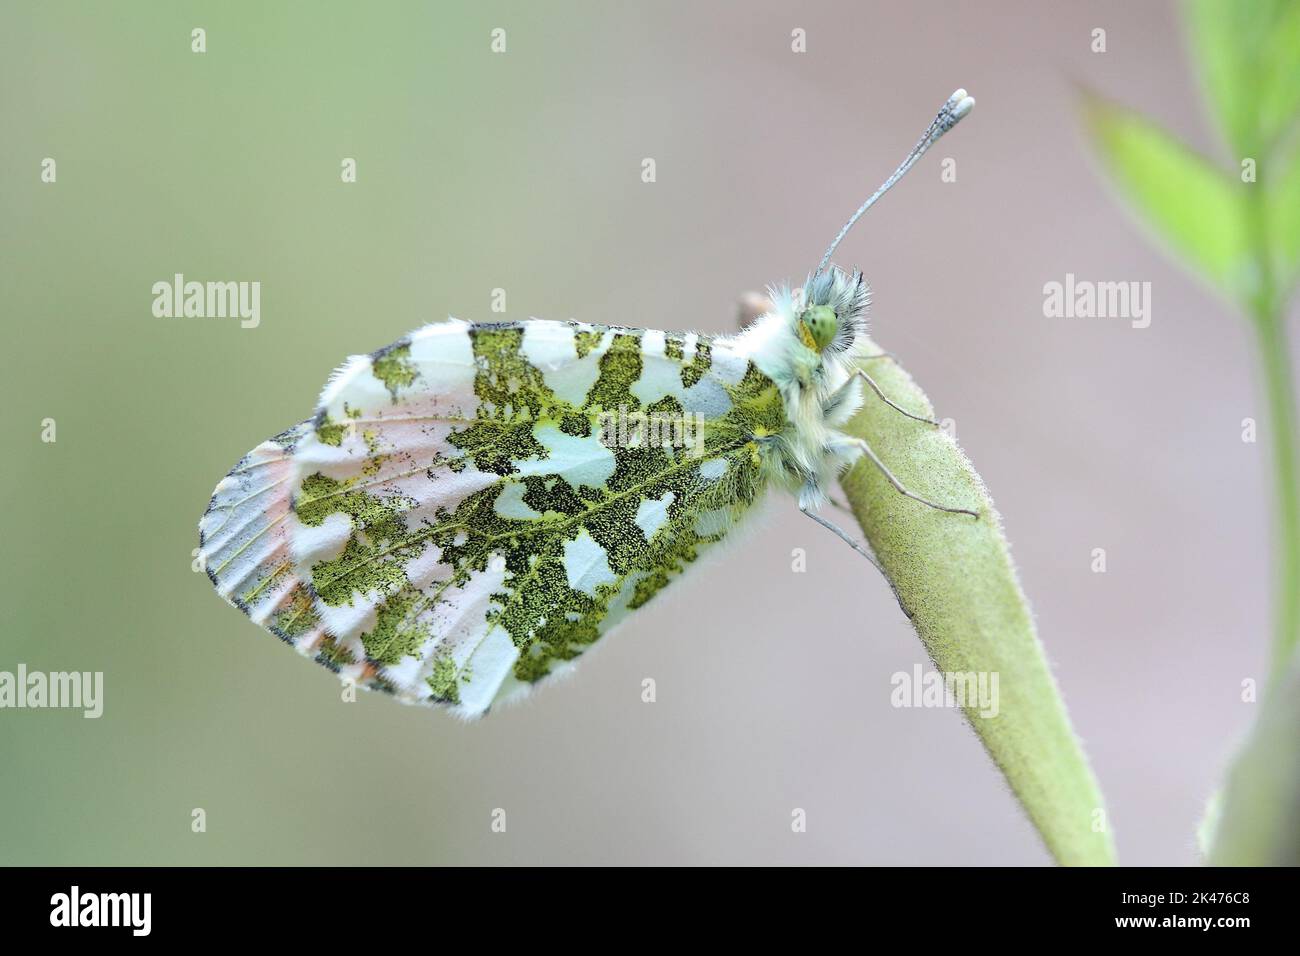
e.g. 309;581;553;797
725;265;872;508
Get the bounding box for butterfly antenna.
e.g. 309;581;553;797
815;88;975;277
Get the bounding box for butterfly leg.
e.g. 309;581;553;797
851;368;941;426
798;502;911;615
799;502;884;571
821;365;938;425
845;436;980;518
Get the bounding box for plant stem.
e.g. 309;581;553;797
1200;140;1300;866
1251;310;1300;676
1245;181;1300;677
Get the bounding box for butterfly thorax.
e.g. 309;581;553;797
727;266;871;509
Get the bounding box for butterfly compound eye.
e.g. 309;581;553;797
800;305;838;350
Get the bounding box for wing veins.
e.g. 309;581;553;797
305;443;745;612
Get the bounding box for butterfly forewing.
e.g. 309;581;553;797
200;318;785;717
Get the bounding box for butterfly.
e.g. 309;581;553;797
198;89;977;718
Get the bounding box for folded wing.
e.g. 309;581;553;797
199;319;783;717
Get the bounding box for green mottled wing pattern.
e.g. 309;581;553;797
199;318;785;717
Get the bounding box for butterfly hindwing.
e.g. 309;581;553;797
200;318;786;717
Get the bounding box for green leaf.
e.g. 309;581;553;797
839;348;1115;866
1269;144;1300;288
1081;92;1253;304
1188;0;1258;155
1189;0;1300;157
1257;5;1300;152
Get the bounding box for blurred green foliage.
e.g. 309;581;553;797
1082;0;1300;866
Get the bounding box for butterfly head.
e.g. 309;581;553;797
795;266;870;356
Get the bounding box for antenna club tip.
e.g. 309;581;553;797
815;89;976;272
941;89;975;125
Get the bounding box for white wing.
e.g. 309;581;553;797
199;319;779;717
